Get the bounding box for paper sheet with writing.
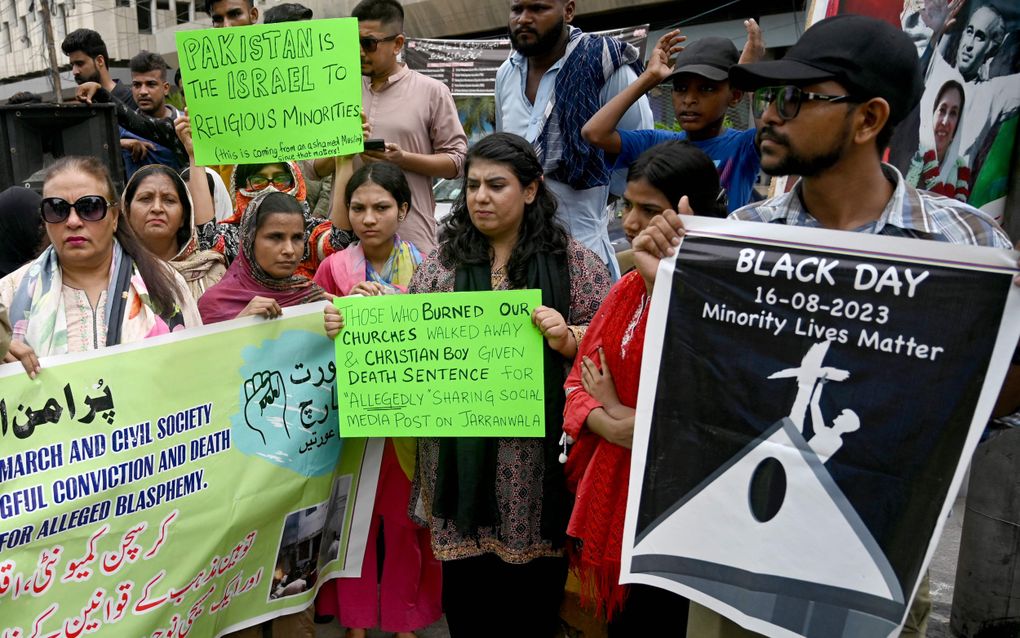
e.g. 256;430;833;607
176;19;363;164
334;290;545;437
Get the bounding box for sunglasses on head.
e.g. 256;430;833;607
246;174;295;192
752;85;862;121
359;33;399;53
40;195;113;224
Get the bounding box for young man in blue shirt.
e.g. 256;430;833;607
582;21;764;212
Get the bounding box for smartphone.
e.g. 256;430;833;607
364;138;386;151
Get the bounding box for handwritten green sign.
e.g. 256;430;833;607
175;18;363;165
334;290;546;437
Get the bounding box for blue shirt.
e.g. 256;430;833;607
496;27;653;279
615;127;760;212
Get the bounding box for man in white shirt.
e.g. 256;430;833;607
495;0;652;278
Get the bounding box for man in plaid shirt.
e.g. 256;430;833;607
632;14;1013;638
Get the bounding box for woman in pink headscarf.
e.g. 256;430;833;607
198;190;329;324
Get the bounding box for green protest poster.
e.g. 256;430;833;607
176;19;363;165
0;305;381;637
334;290;545;437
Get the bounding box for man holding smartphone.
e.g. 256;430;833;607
353;0;468;254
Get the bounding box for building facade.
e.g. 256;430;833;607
1;0;804;100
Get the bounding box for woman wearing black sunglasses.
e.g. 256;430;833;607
0;156;201;378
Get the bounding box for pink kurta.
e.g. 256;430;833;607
314;241;439;632
359;66;467;255
317;441;443;632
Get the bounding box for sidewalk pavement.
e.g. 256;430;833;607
316;497;966;638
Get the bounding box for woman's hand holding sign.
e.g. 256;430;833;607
632;196;693;293
174;114;195;158
532;305;576;358
323;305;344;340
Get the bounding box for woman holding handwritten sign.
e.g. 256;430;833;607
0;157;200;377
318;161;440;637
403;132;610;637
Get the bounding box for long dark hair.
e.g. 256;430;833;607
627;140;728;217
345;161;411;212
0;186;45;277
123;164;192;249
44;157;183;317
439;132;568;287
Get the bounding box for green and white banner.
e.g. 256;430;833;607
0;304;380;637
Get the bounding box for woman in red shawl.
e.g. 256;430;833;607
562;141;726;635
198;190;329;323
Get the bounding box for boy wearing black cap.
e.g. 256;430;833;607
631;13;1011;638
582;20;764;212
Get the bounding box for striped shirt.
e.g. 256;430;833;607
730;164;1011;249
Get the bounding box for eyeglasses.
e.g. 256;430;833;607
246;174;295;192
40;195;113;223
359;33;399;53
752;85;861;121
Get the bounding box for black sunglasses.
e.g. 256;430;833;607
246;173;295;192
359;33;399;53
752;85;862;121
40;195;114;224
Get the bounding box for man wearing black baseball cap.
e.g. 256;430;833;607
631;14;1011;638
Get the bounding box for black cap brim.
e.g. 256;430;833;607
729;59;837;90
665;63;730;83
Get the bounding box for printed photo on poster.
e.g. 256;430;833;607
271;503;327;600
818;0;1019;221
318;474;353;567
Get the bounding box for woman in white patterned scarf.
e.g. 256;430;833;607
1;157;200;377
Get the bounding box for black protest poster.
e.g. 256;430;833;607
621;217;1020;638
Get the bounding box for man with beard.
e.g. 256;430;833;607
630;14;1010;638
60;29;137;110
496;0;652;279
350;0;466;254
61;29;142;176
121;51;184;178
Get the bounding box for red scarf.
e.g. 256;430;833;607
564;271;649;619
197;191;324;324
